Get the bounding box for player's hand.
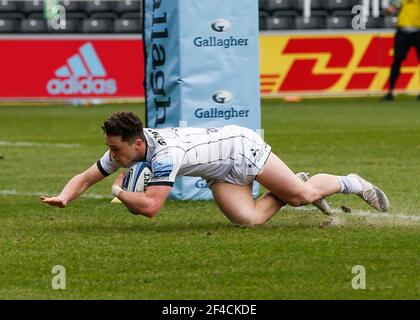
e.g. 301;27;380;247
113;172;125;188
40;196;68;208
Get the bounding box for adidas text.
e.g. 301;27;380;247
47;77;117;95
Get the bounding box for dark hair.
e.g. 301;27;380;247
102;111;145;143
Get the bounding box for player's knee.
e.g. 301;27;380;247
288;190;314;207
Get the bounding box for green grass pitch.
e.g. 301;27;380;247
0;97;419;299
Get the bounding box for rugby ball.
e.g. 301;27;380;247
122;162;152;192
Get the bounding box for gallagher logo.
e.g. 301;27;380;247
47;43;117;95
212;90;233;104
194;90;250;120
211;19;231;33
195;179;209;189
193;18;249;49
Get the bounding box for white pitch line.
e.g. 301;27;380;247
288;206;420;222
0;189;111;200
348;210;420;222
2;190;420;222
0;141;80;148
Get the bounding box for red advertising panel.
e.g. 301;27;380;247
0;38;144;99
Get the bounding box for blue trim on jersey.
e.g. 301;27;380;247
153;170;172;177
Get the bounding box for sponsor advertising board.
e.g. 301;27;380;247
0;38;144;99
0;32;418;100
143;0;261;200
260;33;419;95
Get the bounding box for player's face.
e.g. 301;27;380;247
105;135;142;167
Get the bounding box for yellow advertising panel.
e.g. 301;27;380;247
260;32;419;96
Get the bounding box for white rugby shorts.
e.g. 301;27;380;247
206;127;271;187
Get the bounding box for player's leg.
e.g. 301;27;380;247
296;172;332;215
256;153;341;207
257;153;389;212
211;182;286;226
387;31;412;97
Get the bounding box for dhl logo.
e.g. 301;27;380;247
260;33;419;95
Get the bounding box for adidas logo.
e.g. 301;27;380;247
47;43;117;95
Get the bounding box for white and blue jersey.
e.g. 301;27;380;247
97;125;271;187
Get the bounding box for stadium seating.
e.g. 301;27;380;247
114;0;141;13
0;0;399;33
50;18;80;33
114;17;141;33
266;0;294;12
266;15;295;30
0;0;20;13
22;0;44;13
259;0;395;31
21;17;48;33
294;0;324;11
82;18;113;33
85;0;114;14
61;0;85;12
323;0;355;12
326;15;353;29
295;16;326;29
0;18;19;32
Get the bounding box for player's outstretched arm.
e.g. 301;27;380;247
40;163;105;208
112;172;172;218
